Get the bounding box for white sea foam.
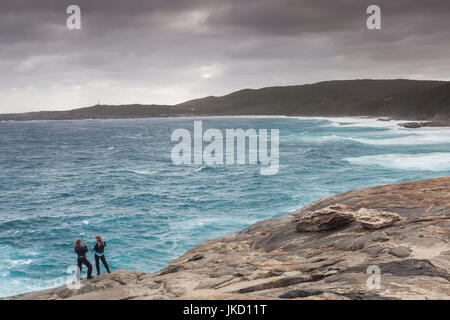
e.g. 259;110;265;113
129;169;155;175
345;153;450;171
351;135;450;146
331;119;409;128
295;116;450;146
0;274;70;298
294;116;413;128
194;165;207;172
350;126;450;146
299;134;348;143
7;259;33;266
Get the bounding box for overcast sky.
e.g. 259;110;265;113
1;0;449;113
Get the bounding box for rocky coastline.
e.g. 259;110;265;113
399;121;450;128
7;177;450;300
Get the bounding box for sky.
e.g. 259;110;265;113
0;0;449;113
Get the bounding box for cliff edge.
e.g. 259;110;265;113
8;177;450;300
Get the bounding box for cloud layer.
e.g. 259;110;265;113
0;0;449;112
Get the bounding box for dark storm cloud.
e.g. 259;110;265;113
0;0;449;112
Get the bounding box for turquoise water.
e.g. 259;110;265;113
0;117;449;297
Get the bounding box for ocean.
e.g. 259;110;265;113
0;116;449;297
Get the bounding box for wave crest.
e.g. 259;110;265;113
345;153;450;171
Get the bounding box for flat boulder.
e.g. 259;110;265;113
389;246;412;258
296;204;354;231
355;208;401;229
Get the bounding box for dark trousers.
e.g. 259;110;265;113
77;257;93;278
95;254;111;275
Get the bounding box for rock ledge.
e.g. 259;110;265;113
7;177;450;300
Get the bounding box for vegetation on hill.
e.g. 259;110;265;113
1;80;449;121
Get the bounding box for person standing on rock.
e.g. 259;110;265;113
93;235;111;275
74;239;93;279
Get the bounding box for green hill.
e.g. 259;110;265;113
175;79;449;119
1;79;449;121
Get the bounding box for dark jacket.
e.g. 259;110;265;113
75;244;88;258
93;241;107;254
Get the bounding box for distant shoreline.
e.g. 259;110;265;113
1;115;449;128
1;80;449;124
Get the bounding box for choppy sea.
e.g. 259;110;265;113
0;116;449;297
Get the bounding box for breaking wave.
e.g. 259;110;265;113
345;153;450;171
